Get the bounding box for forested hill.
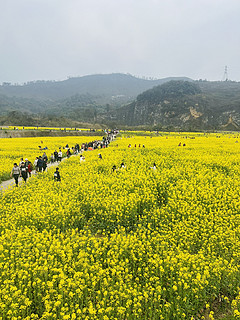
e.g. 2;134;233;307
0;73;192;124
1;74;240;131
112;80;240;131
0;73;191;101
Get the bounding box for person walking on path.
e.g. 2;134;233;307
19;158;24;166
58;150;62;162
42;152;48;162
25;159;33;177
54;167;61;182
37;156;43;172
43;158;48;171
34;157;39;172
54;150;58;162
10;163;21;187
20;162;28;183
67;148;71;158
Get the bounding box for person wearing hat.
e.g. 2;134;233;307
10;163;21;187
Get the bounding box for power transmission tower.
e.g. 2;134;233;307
222;66;228;81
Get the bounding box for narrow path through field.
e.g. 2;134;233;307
0;133;116;192
0;157;69;192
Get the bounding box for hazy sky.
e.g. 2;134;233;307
0;0;239;83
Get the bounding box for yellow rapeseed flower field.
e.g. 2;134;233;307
0;136;103;183
1;132;240;319
7;126;96;131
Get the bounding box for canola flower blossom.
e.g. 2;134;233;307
1;132;240;319
0;136;102;183
6;126;99;132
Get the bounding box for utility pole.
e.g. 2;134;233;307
222;66;228;81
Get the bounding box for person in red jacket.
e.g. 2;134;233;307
25;158;33;177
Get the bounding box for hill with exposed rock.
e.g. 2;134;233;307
1;74;240;131
109;80;240;131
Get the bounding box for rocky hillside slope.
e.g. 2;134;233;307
111;80;240;131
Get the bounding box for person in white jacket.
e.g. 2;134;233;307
58;150;62;162
33;157;39;171
10;163;21;186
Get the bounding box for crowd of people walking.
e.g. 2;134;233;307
10;130;118;187
10;158;33;187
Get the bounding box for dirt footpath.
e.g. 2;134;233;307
0;157;69;191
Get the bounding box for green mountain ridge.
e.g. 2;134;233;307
1;74;240;131
111;80;240;130
0;73;193;125
0;73;192;100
